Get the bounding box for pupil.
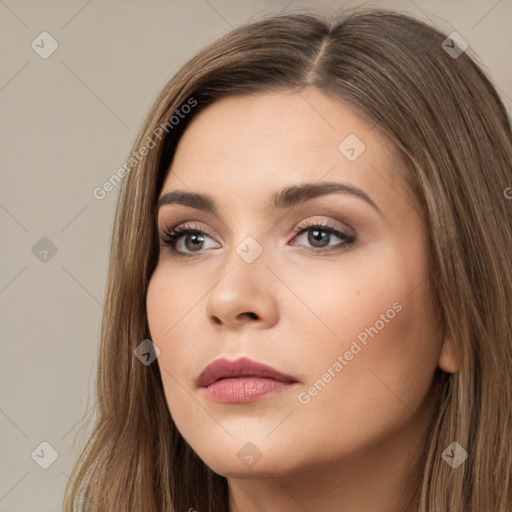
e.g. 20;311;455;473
186;233;203;251
309;229;329;247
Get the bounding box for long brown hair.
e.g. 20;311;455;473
63;6;512;511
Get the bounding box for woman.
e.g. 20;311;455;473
63;6;512;512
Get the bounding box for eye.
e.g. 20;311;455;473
159;220;356;258
290;220;356;253
160;222;218;258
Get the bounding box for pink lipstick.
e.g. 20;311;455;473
197;356;299;403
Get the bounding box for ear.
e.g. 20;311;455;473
438;332;459;373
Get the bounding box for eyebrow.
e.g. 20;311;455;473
157;182;382;215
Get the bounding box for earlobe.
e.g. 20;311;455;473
438;333;460;373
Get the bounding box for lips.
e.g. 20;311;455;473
197;356;298;388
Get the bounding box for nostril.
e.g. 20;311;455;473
240;312;259;320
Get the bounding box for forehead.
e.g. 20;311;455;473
161;89;408;213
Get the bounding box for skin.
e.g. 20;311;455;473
146;87;459;512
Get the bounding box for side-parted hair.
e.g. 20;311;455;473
63;6;512;512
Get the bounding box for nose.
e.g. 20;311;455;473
204;249;279;330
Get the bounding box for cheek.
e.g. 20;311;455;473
286;245;440;406
287;285;440;462
146;263;201;340
274;255;408;353
146;269;198;378
146;272;204;431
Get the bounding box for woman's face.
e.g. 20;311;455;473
146;88;455;479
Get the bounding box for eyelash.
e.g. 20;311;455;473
159;221;356;259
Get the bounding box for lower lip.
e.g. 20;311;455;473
203;377;297;403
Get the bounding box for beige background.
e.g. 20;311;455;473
0;0;510;510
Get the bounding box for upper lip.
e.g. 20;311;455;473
197;357;299;387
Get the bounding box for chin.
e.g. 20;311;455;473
187;438;300;478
